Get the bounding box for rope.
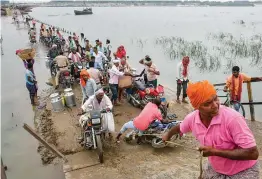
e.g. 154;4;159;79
164;140;203;179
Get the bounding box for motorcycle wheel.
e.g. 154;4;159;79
124;135;133;143
96;135;103;163
151;138;166;148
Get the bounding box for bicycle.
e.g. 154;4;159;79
216;89;246;117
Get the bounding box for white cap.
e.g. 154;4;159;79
113;59;120;64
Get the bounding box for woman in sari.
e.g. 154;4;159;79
116;45;126;59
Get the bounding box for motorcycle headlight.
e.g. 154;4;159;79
91;118;101;124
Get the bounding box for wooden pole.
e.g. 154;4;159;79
23;123;68;162
1;158;7;179
247;82;255;121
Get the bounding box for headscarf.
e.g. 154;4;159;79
182;56;190;77
95;88;104;95
116;45;126;59
144;57;152;65
187;80;216;109
80;69;90;87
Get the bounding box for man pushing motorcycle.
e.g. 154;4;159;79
54;51;70;89
116;97;166;144
78;88;114;144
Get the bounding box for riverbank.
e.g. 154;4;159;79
34;85;262;179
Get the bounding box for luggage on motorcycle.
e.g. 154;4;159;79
102;112;115;132
134;80;146;91
118;76;132;88
16;48;36;60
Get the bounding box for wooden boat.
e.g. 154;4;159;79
74;8;93;15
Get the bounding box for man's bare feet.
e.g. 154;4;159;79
176;99;181;104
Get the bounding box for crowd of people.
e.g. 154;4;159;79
18;14;261;179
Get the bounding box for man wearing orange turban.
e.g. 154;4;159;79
80;69;97;103
186;80;217;109
162;80;259;179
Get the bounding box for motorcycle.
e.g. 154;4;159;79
125;120;181;148
70;60;84;82
79;109;113;163
127;78;166;108
59;69;73;89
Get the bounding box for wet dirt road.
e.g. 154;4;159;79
1;17;65;179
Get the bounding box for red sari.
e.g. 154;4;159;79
116;45;126;59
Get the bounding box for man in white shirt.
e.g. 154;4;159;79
109;59;130;105
92;46;108;70
106;39;112;60
176;56;190;104
87;60;103;89
139;56;160;88
80;33;86;50
80;88;113;113
78;88;114;143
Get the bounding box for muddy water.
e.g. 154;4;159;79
1;17;64;179
30;6;262;121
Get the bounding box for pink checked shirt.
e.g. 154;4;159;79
180;106;257;175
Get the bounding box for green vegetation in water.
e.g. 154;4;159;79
150;33;262;72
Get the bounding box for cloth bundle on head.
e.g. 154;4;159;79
80;69;90;87
182;56;190;77
187;80;216;109
95;88;104;95
144;57;152;65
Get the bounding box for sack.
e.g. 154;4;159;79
102;113;115;132
118;76;132;88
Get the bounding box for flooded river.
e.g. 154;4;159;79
30;6;262;119
1;6;262;179
1;18;65;179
